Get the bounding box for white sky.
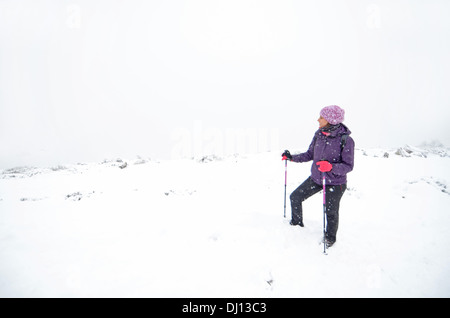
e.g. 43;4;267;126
1;0;449;168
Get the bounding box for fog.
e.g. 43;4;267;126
1;0;449;168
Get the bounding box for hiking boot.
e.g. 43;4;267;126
321;236;336;248
325;239;335;248
290;220;304;227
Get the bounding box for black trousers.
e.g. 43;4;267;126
290;177;347;243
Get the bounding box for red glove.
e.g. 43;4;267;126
316;161;332;172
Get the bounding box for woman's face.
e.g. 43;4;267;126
318;116;329;128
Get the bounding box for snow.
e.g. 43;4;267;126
1;146;450;298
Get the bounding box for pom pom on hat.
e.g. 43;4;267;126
320;105;345;125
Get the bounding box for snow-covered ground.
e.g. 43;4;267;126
1;145;449;298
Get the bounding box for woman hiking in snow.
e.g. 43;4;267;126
282;105;354;248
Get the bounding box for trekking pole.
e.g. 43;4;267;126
322;172;327;254
282;156;288;218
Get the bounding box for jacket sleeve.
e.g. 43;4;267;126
331;136;355;176
291;136;315;163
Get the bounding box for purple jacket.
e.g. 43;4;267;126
292;124;354;185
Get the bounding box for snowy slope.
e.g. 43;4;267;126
1;146;449;297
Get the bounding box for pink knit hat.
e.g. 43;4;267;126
320;105;345;125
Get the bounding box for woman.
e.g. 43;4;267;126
282;105;354;248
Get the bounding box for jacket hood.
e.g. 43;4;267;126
318;123;351;138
